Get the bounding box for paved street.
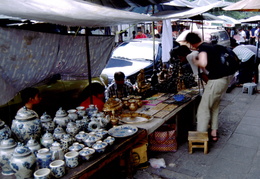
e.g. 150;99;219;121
132;85;260;179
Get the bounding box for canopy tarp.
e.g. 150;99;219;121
240;15;260;23
217;15;241;27
223;0;260;12
0;27;115;105
163;0;198;8
192;0;233;8
0;0;158;27
157;2;223;19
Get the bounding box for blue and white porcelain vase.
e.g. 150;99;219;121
66;121;79;136
26;137;41;156
9;142;36;179
11;106;41;143
40;131;54;148
40;112;55;133
67;109;78;122
53;107;69;128
53;125;66;141
36;148;52;169
0;137;17;175
0;119;12;142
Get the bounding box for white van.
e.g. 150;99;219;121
176;29;230;47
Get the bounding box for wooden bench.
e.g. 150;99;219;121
188;131;209;154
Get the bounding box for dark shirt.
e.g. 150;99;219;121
198;42;227;79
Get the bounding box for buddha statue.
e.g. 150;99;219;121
136;69;151;93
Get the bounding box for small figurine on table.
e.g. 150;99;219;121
136;69;151;93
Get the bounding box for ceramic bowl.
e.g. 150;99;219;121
104;136;115;146
79;147;95;161
92;140;108;153
75;131;88;143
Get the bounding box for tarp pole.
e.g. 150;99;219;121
85;27;93;104
152;5;155;69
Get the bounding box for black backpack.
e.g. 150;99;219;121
214;44;240;76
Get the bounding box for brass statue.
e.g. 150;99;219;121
137;69;151;93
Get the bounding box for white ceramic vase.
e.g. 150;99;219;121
9;143;36;179
11;106;41;143
0;137;17;175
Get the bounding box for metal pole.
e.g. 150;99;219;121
85;27;93;104
152;5;155;69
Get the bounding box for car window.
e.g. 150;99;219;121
219;31;229;41
112;41;159;61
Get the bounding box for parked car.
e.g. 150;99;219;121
176;28;230;47
101;39;162;84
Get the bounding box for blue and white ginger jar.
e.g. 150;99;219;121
40;112;55;133
0;119;11;142
11;106;41;143
26;137;41;156
53;107;69;128
41;131;54;148
9;142;36;179
0;137;17;175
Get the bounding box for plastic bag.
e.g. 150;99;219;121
149;158;166;169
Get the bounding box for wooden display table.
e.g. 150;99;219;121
0;129;147;179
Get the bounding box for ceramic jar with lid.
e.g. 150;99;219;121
79;147;95;161
104;136;115;146
83;132;102;147
0;119;11;142
50;141;64;161
66;121;79;136
76;106;86;117
67;109;78;122
0;137;17;175
53;125;66;141
11;106;42;143
53;107;69;128
9;142;36;179
40;112;55;133
92;140;108;153
68;142;84;152
40;131;54;148
75;131;88;143
95;129;108;139
26;137;41;156
86;104;98;117
60;134;74;153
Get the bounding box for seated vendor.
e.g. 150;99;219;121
19;87;42;117
79;82;105;111
105;71;134;100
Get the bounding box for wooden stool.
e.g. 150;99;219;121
188;131;209;154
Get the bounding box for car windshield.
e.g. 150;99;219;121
112;41;159;61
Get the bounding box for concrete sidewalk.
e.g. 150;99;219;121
132;85;260;179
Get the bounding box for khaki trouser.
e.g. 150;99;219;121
197;75;233;132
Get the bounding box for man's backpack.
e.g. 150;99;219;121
214;44;240;75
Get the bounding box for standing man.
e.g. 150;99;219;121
185;32;233;142
105;71;134;100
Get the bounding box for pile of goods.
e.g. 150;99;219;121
0;104;118;178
